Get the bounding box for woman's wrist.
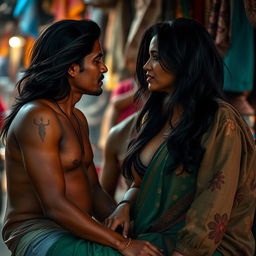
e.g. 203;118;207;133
118;186;140;208
117;200;131;207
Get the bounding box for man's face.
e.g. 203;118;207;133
70;40;108;96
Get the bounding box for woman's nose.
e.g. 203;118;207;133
143;58;151;71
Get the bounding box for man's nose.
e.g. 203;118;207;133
101;62;108;73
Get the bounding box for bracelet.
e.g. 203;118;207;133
117;200;131;207
120;238;132;252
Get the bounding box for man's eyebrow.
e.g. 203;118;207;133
94;53;103;58
150;50;158;54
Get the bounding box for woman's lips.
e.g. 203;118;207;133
146;74;154;83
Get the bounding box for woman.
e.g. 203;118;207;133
105;18;256;256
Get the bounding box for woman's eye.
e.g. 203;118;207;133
152;55;160;60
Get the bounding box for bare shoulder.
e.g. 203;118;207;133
105;113;138;154
109;112;138;139
12;100;61;143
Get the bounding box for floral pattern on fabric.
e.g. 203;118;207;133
250;177;256;191
207;213;228;244
224;119;236;136
208;171;225;192
234;188;244;207
175;101;256;255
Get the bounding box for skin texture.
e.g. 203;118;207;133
3;39;163;256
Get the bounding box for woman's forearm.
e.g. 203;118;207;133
118;186;140;210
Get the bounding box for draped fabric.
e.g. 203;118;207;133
223;0;254;92
208;0;231;56
46;233;122;256
124;0;161;74
132;141;197;254
244;0;256;27
132;100;256;255
50;0;85;21
14;0;39;37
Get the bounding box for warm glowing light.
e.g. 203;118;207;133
9;36;24;48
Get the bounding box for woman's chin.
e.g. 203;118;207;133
148;83;154;91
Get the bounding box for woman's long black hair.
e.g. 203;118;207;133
1;19;100;140
123;18;225;180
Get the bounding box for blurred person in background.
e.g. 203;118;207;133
100;113;137;200
99;62;142;201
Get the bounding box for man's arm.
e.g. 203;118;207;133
15;104;126;250
88;162;117;222
76;108;118;221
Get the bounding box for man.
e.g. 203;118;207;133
1;20;162;256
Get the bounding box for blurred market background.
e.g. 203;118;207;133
0;1;256;255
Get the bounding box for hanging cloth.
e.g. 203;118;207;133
243;0;256;27
208;0;231;56
13;0;39;38
223;0;254;92
50;0;85;21
193;0;205;25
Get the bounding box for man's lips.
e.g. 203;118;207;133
98;74;104;84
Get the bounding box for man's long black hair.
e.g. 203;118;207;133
1;19;100;140
123;18;225;180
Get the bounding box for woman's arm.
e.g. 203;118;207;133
105;169;142;237
175;116;255;255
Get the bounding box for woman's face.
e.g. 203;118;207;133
143;36;176;94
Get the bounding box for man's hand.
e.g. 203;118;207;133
118;239;164;256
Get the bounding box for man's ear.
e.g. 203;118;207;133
68;64;79;77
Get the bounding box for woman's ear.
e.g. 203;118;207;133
68;64;79;77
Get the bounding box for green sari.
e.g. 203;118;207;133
132;142;222;256
46;233;121;256
132;141;197;254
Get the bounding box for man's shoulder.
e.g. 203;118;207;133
12;100;60;137
17;100;57;120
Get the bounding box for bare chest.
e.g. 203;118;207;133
59;123;93;171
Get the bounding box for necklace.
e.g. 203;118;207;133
55;102;84;153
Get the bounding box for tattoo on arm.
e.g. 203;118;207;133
33;117;50;142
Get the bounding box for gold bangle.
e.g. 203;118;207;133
120;238;132;252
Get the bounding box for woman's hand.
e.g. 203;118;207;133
119;239;164;256
105;202;131;237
